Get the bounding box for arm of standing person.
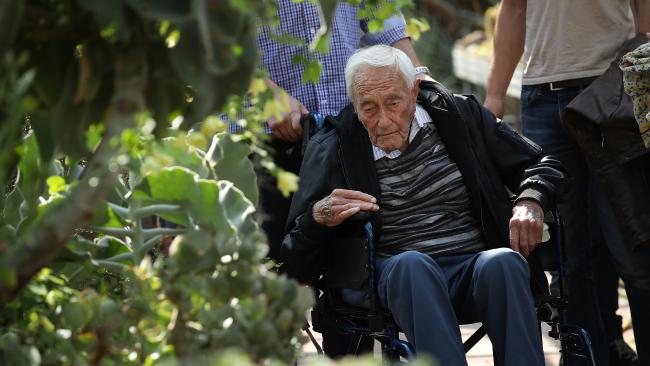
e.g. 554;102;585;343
362;12;433;81
392;38;434;81
632;0;650;34
265;78;307;142
484;0;527;118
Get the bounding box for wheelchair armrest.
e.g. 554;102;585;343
324;236;369;289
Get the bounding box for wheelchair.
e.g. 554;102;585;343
304;209;597;365
296;112;596;365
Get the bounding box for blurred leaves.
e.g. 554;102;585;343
0;0;24;54
406;17;431;41
0;0;431;364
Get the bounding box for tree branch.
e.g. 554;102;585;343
0;50;147;307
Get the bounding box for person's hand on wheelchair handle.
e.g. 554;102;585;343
509;199;545;257
265;79;306;142
313;189;379;227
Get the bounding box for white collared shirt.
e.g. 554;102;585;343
372;104;433;161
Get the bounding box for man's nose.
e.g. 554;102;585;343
377;108;391;128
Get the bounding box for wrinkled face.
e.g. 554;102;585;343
352;66;419;152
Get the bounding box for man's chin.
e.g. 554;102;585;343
377;143;401;152
375;136;405;152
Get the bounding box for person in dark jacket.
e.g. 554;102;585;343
281;45;567;366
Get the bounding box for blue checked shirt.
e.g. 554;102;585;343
229;0;407;133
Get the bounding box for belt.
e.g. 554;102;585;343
541;76;598;91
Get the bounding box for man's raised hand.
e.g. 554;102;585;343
312;189;379;227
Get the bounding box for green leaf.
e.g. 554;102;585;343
0;333;41;366
86;123;104;152
14;134;47;227
153;137;210;178
62;299;92;330
136;167;196;203
133;167;196;225
218;181;257;236
375;2;397;21
367;19;382;33
268;32;306;48
89;202;125;229
276;171;298;198
168;229;220;273
210;134;258;205
405;17;430;42
46;176;67;195
29;110;55;162
190;179;229;232
314;32;331;54
302;59;322;84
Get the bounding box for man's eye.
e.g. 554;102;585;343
364;108;376;114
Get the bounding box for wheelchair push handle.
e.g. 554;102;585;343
346;211;371;224
300;112;326;154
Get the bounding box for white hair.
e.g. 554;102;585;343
344;45;416;100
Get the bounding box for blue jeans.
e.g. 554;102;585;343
521;85;609;365
591;181;650;365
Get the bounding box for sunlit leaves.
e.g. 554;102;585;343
277;171;299;198
210;134;259;206
46;176;67;196
248;78;267;97
262;92;290;122
406;17;431;42
85;123;105;152
0;0;388;363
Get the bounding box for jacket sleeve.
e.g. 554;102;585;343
460;95;568;211
279;136;333;284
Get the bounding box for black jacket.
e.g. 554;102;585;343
564;34;650;250
281;81;567;286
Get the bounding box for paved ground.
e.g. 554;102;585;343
300;281;634;365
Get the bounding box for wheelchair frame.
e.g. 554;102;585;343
308;210;596;365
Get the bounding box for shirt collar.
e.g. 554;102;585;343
372;104;433;161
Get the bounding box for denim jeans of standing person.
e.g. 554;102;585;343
592;181;650;365
520;84;610;365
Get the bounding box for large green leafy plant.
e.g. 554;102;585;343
0;0;316;364
1;129;314;364
0;0;425;364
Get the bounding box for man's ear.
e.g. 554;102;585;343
412;79;421;98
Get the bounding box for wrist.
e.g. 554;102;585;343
414;66;431;76
485;93;505;101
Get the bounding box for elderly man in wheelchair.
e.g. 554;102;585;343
280;45;568;366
